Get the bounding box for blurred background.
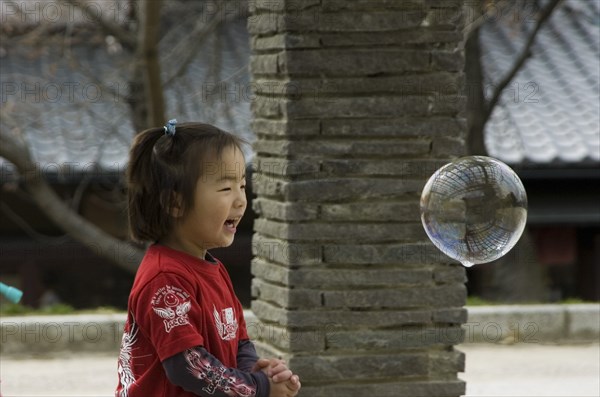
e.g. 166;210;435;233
0;0;598;312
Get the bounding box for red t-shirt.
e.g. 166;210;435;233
116;244;250;397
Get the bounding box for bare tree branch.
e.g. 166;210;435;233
63;50;128;102
0;202;70;244
163;2;243;86
484;0;563;120
64;0;136;50
0;127;143;273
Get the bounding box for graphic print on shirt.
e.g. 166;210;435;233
117;317;139;397
213;305;238;341
151;285;192;333
184;348;256;397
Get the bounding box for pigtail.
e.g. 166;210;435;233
126;127;165;242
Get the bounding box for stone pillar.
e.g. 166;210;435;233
248;1;467;395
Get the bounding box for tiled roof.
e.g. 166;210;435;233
0;44;133;175
0;17;251;180
3;2;598;179
481;0;600;166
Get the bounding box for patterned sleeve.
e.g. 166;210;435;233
163;346;270;397
134;273;204;361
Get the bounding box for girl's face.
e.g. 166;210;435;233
167;145;247;259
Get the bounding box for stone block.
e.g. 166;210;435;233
327;327;464;351
428;350;465;374
323;243;452;266
321;0;429;12
255;138;432;158
251;174;285;198
320;159;458;179
430;94;466;115
297;380;466;397
431;49;465;72
252;139;290;157
251;119;320;137
251;300;287;325
251;258;290;285
288;267;433;288
284;178;425;202
254;218;426;242
293;308;433;328
250;54;280;75
433;307;468;324
250;94;282;118
281;49;430;76
423;7;464;29
289;353;429;380
252;157;320;177
320;29;464;46
431;135;468;157
251;235;323;266
247;13;280;35
251;79;306;98
252;198;319;221
317;10;427;32
286;73;463;97
251;300;433;328
321;117;464;137
252;278;323;309
285;96;435;119
322;285;466;309
320;201;420;222
247;321;326;352
433;265;467;284
252;33;321;50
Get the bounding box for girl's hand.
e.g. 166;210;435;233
253;358;299;384
268;376;301;397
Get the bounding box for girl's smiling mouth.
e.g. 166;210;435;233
224;217;240;232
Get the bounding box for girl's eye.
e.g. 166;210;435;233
241;184;246;190
219;188;231;192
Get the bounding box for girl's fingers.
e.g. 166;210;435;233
252;358;271;372
286;378;301;392
269;362;288;375
272;369;293;382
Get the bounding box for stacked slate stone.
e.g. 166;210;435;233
248;1;467;395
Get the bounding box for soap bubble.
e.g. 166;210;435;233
420;156;527;267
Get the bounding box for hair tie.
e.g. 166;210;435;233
164;119;177;136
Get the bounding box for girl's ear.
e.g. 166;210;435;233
167;192;184;218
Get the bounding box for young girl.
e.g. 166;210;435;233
116;120;300;397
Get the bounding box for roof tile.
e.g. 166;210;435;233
481;0;600;166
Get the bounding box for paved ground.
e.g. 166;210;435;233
462;342;599;397
1;343;598;396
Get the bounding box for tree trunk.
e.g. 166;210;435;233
127;76;149;133
464;0;551;302
465;25;487;156
137;0;165;128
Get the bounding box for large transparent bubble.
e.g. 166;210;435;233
420;156;527;267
